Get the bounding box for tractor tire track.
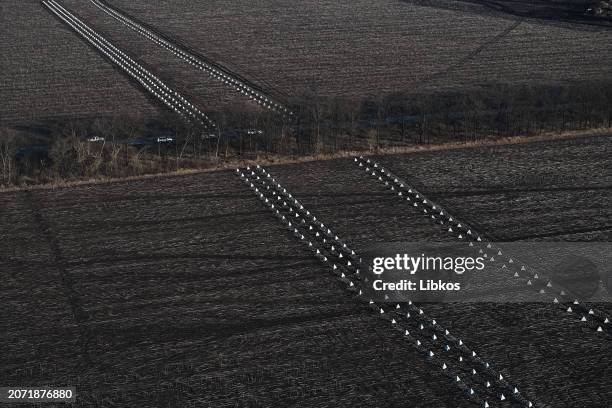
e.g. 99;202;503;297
425;19;522;84
23;190;94;367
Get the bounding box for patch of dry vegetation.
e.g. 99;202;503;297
2;127;610;193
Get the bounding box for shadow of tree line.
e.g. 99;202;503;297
1;80;612;187
403;0;612;27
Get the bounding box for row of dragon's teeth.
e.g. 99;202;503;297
237;164;533;407
91;0;292;116
48;0;213;127
355;156;609;333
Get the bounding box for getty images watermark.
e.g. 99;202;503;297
361;242;612;303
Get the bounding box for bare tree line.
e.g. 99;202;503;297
0;130;17;186
1;80;611;187
291;80;612;153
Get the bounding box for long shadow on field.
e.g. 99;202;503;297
68;260;319;285
68;210;270;230
86;309;365;364
404;0;612;28
501;224;612;240
36;192;253;208
67;253;314;268
430;184;612;198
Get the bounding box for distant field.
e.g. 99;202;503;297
3;1;612;126
0;1;160;125
105;0;612;98
58;0;265;115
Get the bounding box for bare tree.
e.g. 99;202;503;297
0;129;17;186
